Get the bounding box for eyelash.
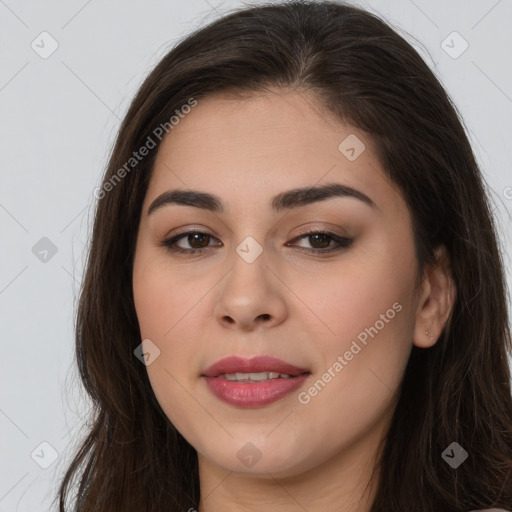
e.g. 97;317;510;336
160;228;353;255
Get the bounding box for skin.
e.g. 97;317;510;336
132;88;456;512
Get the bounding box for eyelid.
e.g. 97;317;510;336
287;227;353;252
292;225;348;239
159;228;221;254
164;223;348;241
160;226;353;255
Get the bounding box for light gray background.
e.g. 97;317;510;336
1;0;511;510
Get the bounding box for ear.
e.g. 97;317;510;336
413;245;457;348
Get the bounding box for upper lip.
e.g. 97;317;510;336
202;356;309;377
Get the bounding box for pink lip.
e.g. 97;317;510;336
202;355;308;377
201;356;310;408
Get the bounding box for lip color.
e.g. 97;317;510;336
202;355;310;407
203;373;309;407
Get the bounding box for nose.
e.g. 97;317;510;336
214;248;288;332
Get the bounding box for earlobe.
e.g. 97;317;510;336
413;245;457;348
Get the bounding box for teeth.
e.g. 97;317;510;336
219;371;293;382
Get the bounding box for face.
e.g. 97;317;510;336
132;89;424;479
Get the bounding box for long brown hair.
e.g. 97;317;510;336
56;1;512;510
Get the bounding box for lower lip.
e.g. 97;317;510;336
203;374;309;407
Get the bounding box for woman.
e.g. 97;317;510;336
56;1;512;510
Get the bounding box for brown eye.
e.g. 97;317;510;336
186;233;211;249
161;231;222;254
290;230;353;254
161;229;352;255
307;233;331;249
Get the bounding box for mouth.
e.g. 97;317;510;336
202;355;309;377
216;371;299;382
201;355;311;407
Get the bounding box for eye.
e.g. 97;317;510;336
288;229;353;254
161;231;222;254
160;229;353;255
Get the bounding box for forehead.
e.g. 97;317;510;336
155;89;360;167
145;89;403;216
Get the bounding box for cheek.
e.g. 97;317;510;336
132;254;210;424
299;276;413;406
290;248;415;354
132;272;201;441
132;253;208;341
291;285;414;470
291;237;417;412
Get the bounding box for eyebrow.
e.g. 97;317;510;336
147;182;376;217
